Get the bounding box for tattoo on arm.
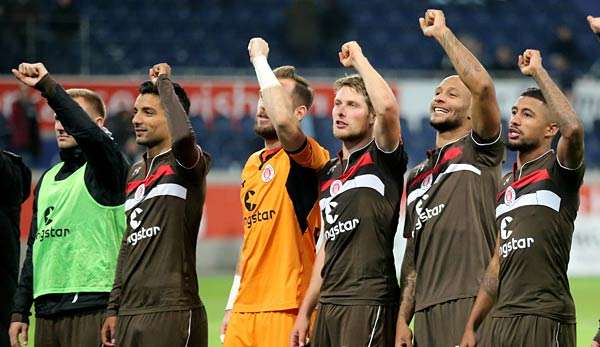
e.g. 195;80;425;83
440;29;484;80
534;69;584;165
399;239;417;322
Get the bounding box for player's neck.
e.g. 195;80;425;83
435;127;469;148
264;138;281;150
341;136;372;160
147;139;171;159
516;145;552;170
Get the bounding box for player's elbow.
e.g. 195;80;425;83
560;118;583;141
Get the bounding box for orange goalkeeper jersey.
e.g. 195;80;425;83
233;136;329;312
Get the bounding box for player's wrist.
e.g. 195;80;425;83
252;55;280;90
225;274;241;310
434;27;451;41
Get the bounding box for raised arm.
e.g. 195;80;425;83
338;41;401;151
518;49;584;168
150;63;208;175
12;63;128;201
248;38;306;151
290;244;325;347
421;9;501;139
396;238;417;347
460;238;501;347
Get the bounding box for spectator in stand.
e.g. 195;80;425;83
50;0;79;40
9;85;40;162
491;45;515;71
285;0;321;63
105;105;138;162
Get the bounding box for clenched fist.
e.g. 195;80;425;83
419;9;448;39
248;37;269;62
588;15;600;34
338;41;365;68
518;49;543;77
12;62;49;87
149;63;171;84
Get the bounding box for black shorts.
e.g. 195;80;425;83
413;297;475;347
115;307;207;347
35;309;104;347
312;303;398;347
481;315;575;347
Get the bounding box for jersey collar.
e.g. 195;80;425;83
338;139;374;173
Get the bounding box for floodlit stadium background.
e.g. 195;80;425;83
1;0;599;346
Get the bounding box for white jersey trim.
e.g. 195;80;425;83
125;183;188;211
406;163;481;207
319;174;385;210
470;125;502;146
495;189;561;218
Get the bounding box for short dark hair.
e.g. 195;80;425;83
520;87;546;104
66;88;106;118
273;65;313;109
334;74;375;115
138;81;191;114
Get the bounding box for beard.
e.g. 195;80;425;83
430;115;464;133
254;123;278;141
506;137;539;152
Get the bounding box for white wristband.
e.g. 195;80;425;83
225;275;241;310
252;56;280;90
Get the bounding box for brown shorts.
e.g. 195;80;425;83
480;315;575;347
35;309;104;347
413;297;475;347
312;303;398;347
115;307;207;347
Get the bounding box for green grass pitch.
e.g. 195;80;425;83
23;276;599;346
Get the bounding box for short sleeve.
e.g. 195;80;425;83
552;156;585;194
287;136;330;170
371;143;408;180
469;129;504;167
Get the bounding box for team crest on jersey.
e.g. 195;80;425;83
330;179;343;196
421;173;433;189
505;186;516;205
261;164;275;183
135;183;145;201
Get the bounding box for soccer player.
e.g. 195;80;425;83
396;9;504;347
221;37;329;347
291;40;406;347
101;63;211;347
8;63;128;347
459;49;584;347
0;150;31;347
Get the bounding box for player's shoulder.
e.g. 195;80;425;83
406;159;429;182
127;159;146;181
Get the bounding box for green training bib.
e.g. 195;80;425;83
33;162;125;298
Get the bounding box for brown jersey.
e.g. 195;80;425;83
403;132;503;311
493;151;584;323
317;141;408;305
107;149;210;316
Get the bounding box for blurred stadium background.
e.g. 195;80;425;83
1;0;599;346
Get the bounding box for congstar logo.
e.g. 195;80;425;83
413;194;445;232
43;206;55;225
37;205;70;242
244;190;257;211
